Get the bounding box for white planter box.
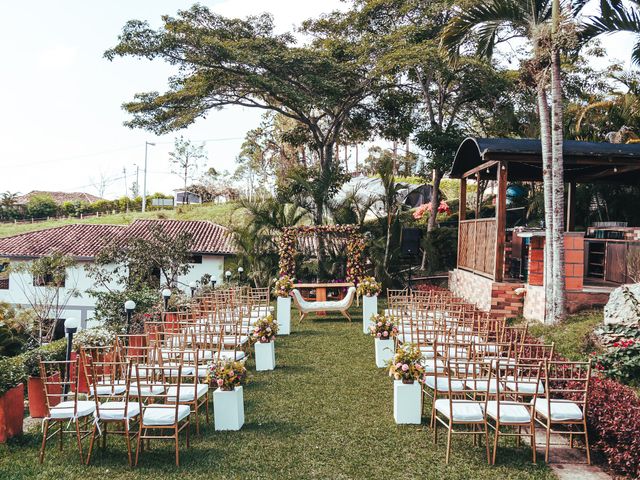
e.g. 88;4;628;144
255;340;276;371
393;380;422;424
362;294;378;334
277;296;291;335
375;338;395;368
213;386;245;431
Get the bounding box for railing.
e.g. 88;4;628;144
457;218;497;279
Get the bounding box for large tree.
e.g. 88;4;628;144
106;5;386;224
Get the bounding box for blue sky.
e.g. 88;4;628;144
0;1;634;199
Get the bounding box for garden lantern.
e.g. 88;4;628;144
237;267;244;284
211;279;217;289
124;300;136;334
189;281;198;297
162;288;172;311
225;270;232;283
63;317;80;397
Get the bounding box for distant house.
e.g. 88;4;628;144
15;190;106;206
0;219;236;327
173;189;202;205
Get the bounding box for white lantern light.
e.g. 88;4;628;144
162;288;172;299
64;317;80;332
189;281;198;289
124;300;136;311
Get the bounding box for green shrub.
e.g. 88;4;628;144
0;355;26;396
423;227;457;275
26;194;58;218
22;339;67;377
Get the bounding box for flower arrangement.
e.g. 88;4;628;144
369;314;398;340
357;276;382;297
387;344;425;384
273;275;294;298
207;359;247;391
592;338;640;385
72;326;116;352
278;225;365;284
412;200;451;220
252;314;279;343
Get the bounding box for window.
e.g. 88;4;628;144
190;255;203;264
0;260;8;290
33;273;65;287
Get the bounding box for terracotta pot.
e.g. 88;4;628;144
164;312;179;333
69;352;89;394
0;384;24;443
27;373;61;418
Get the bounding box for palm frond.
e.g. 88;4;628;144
583;0;640;62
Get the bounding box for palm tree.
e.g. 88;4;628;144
585;1;640;65
441;0;586;322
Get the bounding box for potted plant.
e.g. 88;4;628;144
357;277;382;334
24;341;66;418
0;356;25;443
387;344;424;424
252;314;278;371
208;359;248;431
71;326;116;393
273;275;294;335
370;314;398;368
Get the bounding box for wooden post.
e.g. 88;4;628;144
495;162;508;282
457;177;467;269
475;172;481;219
567;181;576;232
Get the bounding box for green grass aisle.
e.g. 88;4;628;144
0;312;555;479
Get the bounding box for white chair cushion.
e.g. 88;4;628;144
129;384;165;397
465;378;499;393
534;399;583;421
423;358;445;373
166;384;208;402
435;399;485;422
49;400;96;419
89;383;127;397
423;376;464;391
486;401;531;423
162;364;196;376
418;346;436;359
96;401;140;421
218;350;246;361
142;405;190;426
505;376;544;395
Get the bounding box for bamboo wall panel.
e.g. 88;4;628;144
457;219;496;279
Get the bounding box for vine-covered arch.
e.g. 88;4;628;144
278;225;365;284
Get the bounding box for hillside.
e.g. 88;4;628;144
0;202;241;238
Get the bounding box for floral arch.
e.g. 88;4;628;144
278;225;365;284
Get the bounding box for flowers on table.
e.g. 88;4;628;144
252;314;279;343
387;344;424;384
357;276;382;297
369;314;398;340
273;275;294;298
207;359;247;391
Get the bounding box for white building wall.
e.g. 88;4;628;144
176;255;225;294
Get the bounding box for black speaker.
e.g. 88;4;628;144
401;227;422;256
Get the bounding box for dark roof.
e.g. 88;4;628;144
15;191;106;205
450;137;640;183
126;220;236;255
0;224;126;259
0;220;236;259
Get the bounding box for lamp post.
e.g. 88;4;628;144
124;300;136;335
225;270;232;284
189;281;198;298
237;266;244;285
162;288;172;311
64;318;80;397
142;141;155;213
211;279;217;289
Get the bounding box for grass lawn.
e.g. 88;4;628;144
522;310;604;360
0;308;554;480
0;202;241;238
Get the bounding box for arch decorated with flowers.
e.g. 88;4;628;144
278;225;365;284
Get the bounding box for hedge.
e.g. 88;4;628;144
0;339;67;396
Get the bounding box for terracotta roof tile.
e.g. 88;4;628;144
0;220;236;259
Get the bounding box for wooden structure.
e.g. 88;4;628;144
450;138;640;283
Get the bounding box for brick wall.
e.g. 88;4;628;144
449;268;524;319
525;233;584;290
528;237;544;286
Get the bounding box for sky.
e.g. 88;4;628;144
0;1;636;200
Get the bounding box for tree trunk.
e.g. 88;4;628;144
421;168;442;269
551;47;566;322
537;84;555;323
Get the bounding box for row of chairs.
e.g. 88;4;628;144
387;288;592;465
38;286;272;467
